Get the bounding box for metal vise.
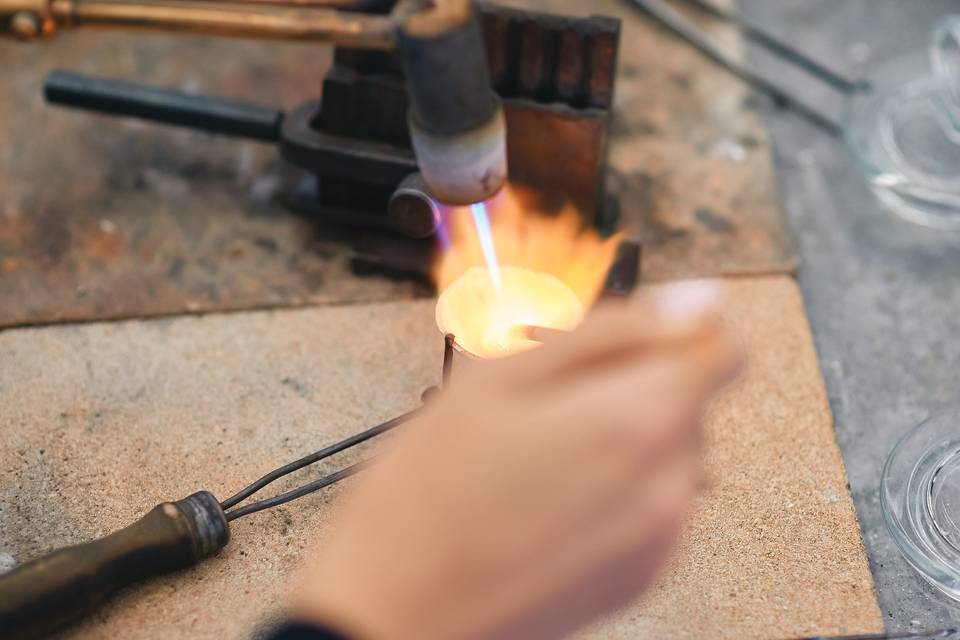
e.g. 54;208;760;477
7;0;622;240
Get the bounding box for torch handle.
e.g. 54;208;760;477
45;70;285;142
0;491;229;640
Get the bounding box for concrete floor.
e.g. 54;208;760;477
741;0;960;632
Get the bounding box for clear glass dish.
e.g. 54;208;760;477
845;17;960;230
882;406;960;601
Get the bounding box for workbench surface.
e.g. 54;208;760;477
1;0;959;636
741;0;960;632
0;278;882;639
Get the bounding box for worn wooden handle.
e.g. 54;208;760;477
0;491;229;639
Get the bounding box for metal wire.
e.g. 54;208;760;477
624;0;858;135
225;462;366;521
220;410;417;516
678;0;862;94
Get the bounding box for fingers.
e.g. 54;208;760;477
486;280;727;390
579;447;702;613
663;323;744;395
508;339;729;553
511;446;703;635
531;325;740;459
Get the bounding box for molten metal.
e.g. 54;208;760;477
436;265;582;358
435;185;621;359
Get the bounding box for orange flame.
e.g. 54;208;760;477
435;185;621;358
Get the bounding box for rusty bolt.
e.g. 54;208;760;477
10;11;41;39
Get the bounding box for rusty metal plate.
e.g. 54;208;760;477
0;34;427;328
0;0;796;328
495;0;798;282
504;101;609;220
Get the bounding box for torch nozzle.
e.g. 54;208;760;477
396;0;508;205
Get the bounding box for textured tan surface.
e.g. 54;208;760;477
589;276;884;638
0;276;881;638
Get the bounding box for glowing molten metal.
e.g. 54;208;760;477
435;186;621;359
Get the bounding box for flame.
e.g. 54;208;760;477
435;184;621;358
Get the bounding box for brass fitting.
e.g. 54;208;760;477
1;0;52;39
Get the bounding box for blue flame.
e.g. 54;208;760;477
434;204;452;252
470;202;503;299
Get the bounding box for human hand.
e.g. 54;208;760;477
291;281;742;640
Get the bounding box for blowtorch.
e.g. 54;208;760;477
0;0;508;207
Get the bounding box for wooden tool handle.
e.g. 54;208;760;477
0;491;229;639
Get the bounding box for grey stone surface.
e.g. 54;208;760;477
740;0;960;632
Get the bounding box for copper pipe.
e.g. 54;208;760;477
201;0;390;8
0;0;470;46
3;0;396;48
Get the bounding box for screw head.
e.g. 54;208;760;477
10;12;40;40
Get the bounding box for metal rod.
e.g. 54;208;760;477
623;0;844;135
66;0;395;47
195;0;387;7
45;70;284;141
442;334;454;387
678;0;862;94
3;0;397;48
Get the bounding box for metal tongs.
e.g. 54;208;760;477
0;408;418;639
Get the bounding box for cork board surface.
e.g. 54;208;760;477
587;276;884;638
0;276;881;639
